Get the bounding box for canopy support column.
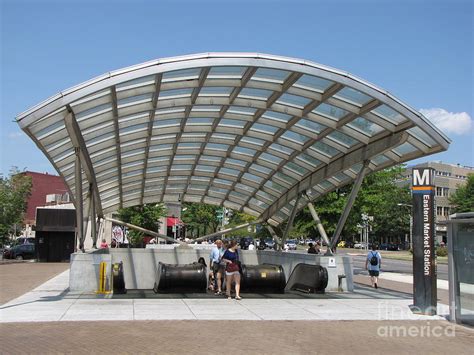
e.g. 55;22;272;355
266;225;282;250
328;160;370;254
305;196;331;254
281;193;302;247
74;148;84;252
90;184;97;248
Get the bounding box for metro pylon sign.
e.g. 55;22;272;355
412;167;437;315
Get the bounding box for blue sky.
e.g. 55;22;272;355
1;0;472;176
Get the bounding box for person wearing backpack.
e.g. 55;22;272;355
365;244;382;289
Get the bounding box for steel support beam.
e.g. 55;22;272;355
193;221;261;242
305;196;331;248
328;160;370;253
90;184;97;248
74;148;84;251
64;109;103;218
266;225;282;250
105;217;189;246
281;193;302;246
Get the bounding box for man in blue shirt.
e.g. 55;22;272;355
365;244;382;289
210;239;225;295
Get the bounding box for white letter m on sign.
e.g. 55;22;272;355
413;169;431;186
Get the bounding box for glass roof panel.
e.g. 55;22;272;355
281;130;310;145
334;87;372;106
294;75;334;92
371;154;390;166
269;143;294;156
277;93;312;108
233;146;256;157
311;141;340;157
313;103;348;121
238;88;273;100
326;131;359;147
295;119;326;134
199;87;233;96
227;106;257;115
219;119;246;128
250;122;279;135
225;158;246;167
261;110;292;124
285;162;308;176
220;167;240;176
260;152;283;165
242;173;263;183
274;172;297;185
208;66;246;78
408;126;437;147
249;163;272;175
392;142;418;156
296;153;322;167
205;143;229;151
162;68;201;82
240;136;265;147
235;183;256;195
253;68;290;83
372;105;406;124
347;117;384;136
159;88;193;99
187;117;214;125
256;190;277;203
264;180;286;193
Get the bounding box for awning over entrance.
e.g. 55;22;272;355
166;217;183;227
16;53;450;226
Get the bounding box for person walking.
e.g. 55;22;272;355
100;239;108;249
365;244;382;288
222;240;242;300
209;239;225;295
307;243;318;254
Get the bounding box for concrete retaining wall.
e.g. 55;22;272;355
69;247;353;293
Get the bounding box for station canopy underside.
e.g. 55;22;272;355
17;53;450;227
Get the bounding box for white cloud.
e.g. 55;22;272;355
420;108;472;135
8;131;25;139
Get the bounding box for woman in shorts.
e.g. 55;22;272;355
221;240;242;300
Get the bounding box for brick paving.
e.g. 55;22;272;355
0;262;69;305
0;320;472;354
1;262;471;354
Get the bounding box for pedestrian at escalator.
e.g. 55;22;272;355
307;243;318;254
222;240;242;300
209;239;225;295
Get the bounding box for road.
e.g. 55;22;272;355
292;248;449;280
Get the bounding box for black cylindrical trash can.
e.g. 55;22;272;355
241;264;286;292
153;262;207;293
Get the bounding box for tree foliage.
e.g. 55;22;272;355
449;174;474;213
291;165;411;242
181;203;221;238
116;203;167;246
0;167;32;244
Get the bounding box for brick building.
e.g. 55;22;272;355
22;171;69;226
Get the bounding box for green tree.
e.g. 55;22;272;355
449;174;474;213
116;203;167;247
291;165;411;243
181;203;221;239
0;167;32;245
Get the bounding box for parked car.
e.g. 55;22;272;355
265;239;275;249
337;241;346;248
387;243;401;251
8;243;35;260
286;240;297;250
354;242;367;249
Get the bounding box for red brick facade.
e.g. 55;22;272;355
22;172;68;225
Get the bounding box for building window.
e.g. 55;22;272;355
444;207;450;216
436;187;443;196
437;206;443;216
443;187;449;196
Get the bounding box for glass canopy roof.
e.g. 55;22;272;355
16;53;450;226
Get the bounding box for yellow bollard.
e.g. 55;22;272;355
96;261;112;294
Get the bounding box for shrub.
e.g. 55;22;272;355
436;246;448;257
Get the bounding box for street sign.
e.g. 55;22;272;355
412;167;437;315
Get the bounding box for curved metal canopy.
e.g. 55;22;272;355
17;53;450;226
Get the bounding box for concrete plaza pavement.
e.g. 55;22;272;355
1;262;473;354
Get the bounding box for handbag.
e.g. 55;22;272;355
226;262;240;273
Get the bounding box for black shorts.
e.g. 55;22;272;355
212;264;225;273
369;270;379;277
